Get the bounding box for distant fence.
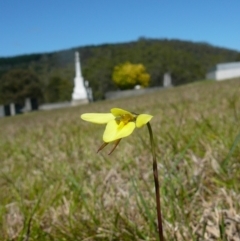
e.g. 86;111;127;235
105;86;166;100
39;102;71;111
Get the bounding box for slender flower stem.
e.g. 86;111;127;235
147;122;164;241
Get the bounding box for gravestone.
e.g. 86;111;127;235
85;80;93;102
71;52;89;105
22;98;32;112
21;98;38;112
163;72;172;87
10;103;15;116
0;104;11;117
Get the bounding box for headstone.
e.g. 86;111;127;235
21;98;38;112
25;98;32;111
163;72;172;87
85;80;93;102
22;98;32;112
10;103;16;116
71;52;89;105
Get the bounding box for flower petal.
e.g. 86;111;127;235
81;113;115;124
103;120;118;142
115;122;135;139
111;108;134;117
103;120;135;142
136;114;153;128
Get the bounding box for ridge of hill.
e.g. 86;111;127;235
0;38;239;101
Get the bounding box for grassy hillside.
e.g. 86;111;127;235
0;78;240;240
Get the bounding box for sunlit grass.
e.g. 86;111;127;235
0;78;240;240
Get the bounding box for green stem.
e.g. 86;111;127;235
147;122;164;241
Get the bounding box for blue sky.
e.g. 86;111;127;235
1;0;240;57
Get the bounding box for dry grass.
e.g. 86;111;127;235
0;78;240;240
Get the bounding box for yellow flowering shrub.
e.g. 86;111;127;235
112;62;150;90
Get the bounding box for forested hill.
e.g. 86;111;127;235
0;38;239;101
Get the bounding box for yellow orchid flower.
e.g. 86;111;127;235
81;107;164;240
81;108;153;153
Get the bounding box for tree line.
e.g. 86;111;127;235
0;38;239;105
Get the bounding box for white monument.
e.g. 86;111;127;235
72;52;89;105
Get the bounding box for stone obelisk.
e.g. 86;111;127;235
71;52;89;105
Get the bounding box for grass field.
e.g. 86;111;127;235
0;79;240;241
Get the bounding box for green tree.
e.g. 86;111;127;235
112;62;150;90
45;76;73;103
0;69;42;105
235;53;240;61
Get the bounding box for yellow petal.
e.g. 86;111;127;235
136;114;153;128
81;113;115;124
103;120;118;142
111;108;134;117
103;120;135;142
